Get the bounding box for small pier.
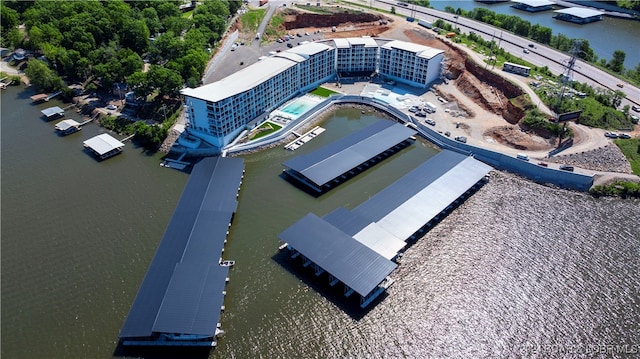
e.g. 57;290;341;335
31;91;62;103
0;77;11;89
120;134;135;142
161;152;190;170
284;126;325;151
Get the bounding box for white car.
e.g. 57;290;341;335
106;104;117;111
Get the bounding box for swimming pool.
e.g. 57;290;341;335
273;96;323;120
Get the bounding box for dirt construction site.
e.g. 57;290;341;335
224;4;638;184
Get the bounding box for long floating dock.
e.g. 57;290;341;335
119;157;245;347
282;120;416;194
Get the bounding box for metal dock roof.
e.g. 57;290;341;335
279;213;397;297
41;106;64;118
83;134;125;156
283;120;416;187
119;157;244;340
511;0;555;7
554;7;604;18
55;119;80;131
152;263;229;335
280;151;492;299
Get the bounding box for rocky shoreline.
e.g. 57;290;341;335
553;144;633;174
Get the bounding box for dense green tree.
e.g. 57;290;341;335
147;65;183;97
162;14;191;34
608;50;626;73
141;7;162;36
24;58;64;92
1;6;20;33
127;71;152;99
119;19;150;53
1;28;23;48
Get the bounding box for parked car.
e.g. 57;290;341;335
538;162;548;167
425;118;436;126
408;106;419;113
454;136;467;143
632;105;640;112
287;43;293;48
559;164;574;172
516;153;530;161
605;132;618;138
105;104;117;111
444;131;451;137
415;111;426;117
618;133;631;139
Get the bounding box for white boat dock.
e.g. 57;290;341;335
284;126;325;151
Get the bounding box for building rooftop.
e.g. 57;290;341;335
83;134;124;156
554;7;604;18
381;40;444;60
283;120;416;187
287;41;333;57
334;37;378;48
181;56;298;102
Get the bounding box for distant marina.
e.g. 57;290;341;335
432;0;640;68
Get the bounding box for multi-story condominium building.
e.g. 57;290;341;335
334;37;379;76
181;38;444;148
377;40;444;89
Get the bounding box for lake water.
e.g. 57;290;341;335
430;0;640;68
2;83;639;358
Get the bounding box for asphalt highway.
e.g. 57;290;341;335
375;0;639;109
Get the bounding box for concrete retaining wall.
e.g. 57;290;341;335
225;94;594;191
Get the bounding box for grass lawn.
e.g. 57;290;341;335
614;138;640;175
240;8;267;33
250;121;282;140
310;86;339;97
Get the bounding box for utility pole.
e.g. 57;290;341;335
485;32;496;70
555;40;581;148
493;32;503;70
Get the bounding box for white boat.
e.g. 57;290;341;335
220;260;235;267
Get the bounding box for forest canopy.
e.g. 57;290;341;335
1;0;241;94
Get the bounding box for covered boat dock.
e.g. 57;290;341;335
83;133;125;160
511;0;555;12
279;150;493;309
41;106;65;121
554;7;604;23
282;120;416;194
119;157;245;347
54;119;82;135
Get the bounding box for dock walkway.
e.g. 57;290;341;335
284;126;325;151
